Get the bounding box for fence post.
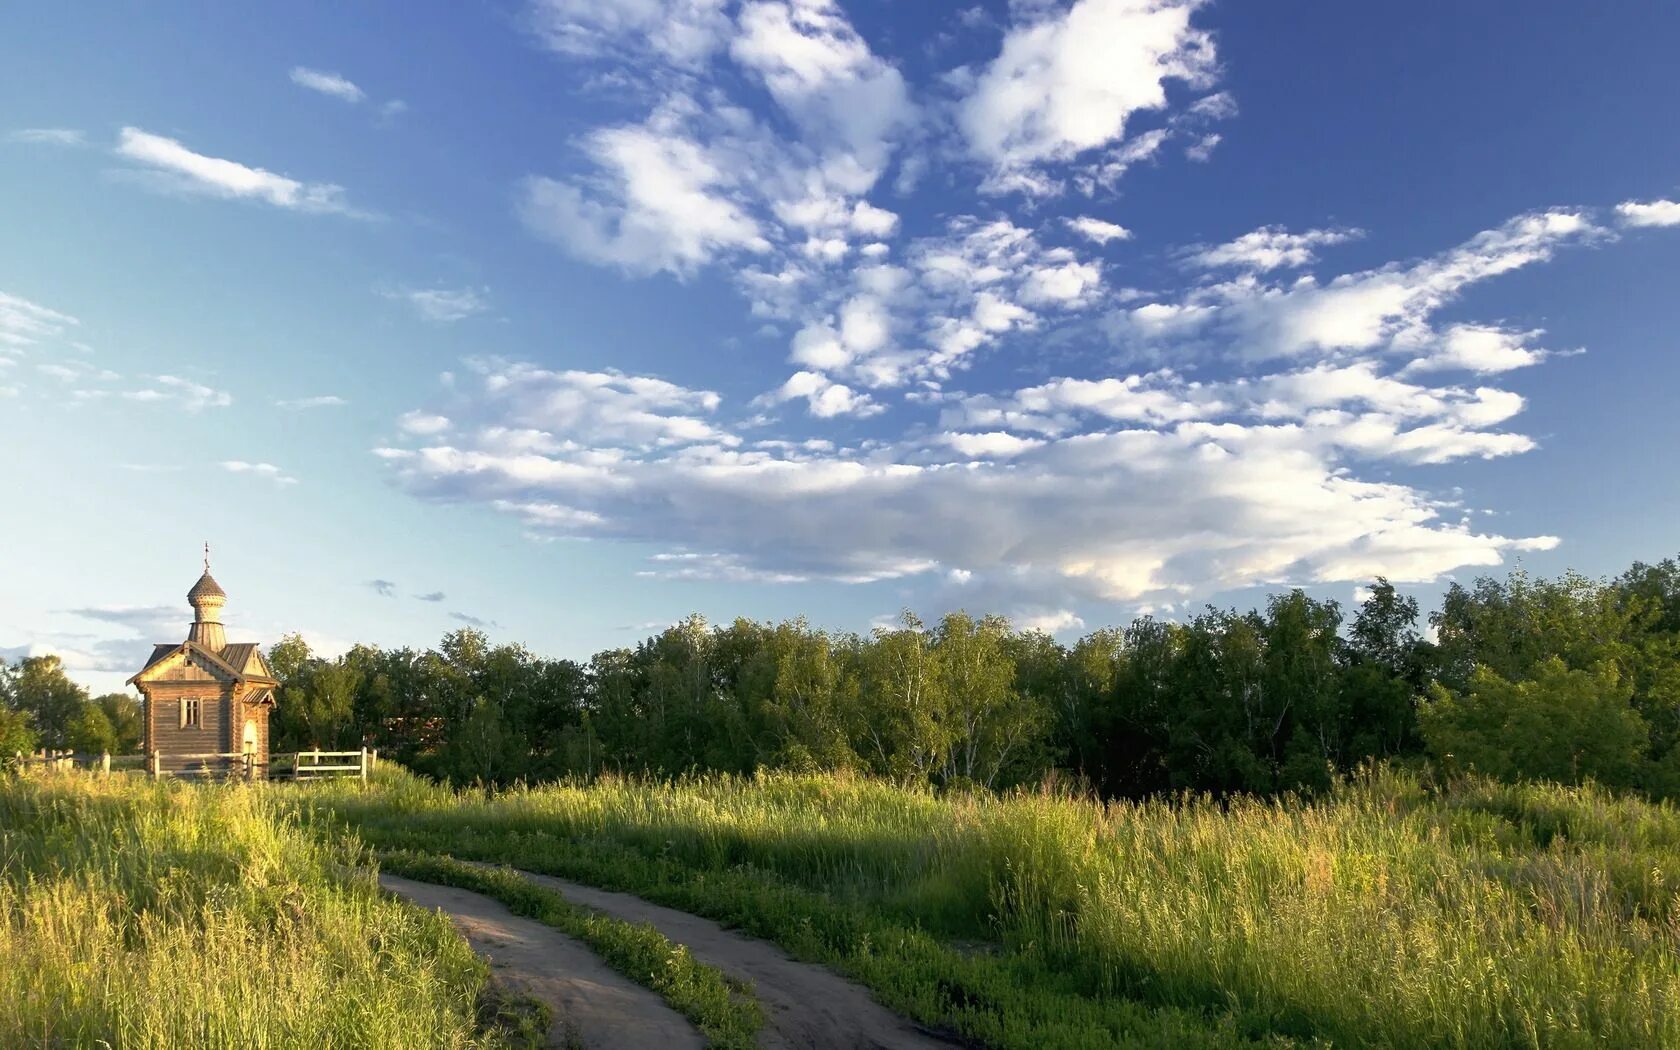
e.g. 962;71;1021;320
370;748;379;773
149;752;162;780
360;747;368;782
101;752;111;776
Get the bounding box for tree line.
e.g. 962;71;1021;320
4;557;1678;797
0;659;141;758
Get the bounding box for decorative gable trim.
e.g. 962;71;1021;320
128;642;245;686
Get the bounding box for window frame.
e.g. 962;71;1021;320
180;697;202;730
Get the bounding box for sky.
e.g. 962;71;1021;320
2;0;1678;695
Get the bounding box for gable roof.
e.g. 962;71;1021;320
128;640;246;686
140;643;176;673
221;643;258;672
221;643;279;685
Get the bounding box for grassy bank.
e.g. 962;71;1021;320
0;771;500;1048
311;766;1680;1050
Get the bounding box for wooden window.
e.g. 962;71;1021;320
180;697;202;729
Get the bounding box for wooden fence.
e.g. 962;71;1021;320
271;749;380;782
8;748;378;782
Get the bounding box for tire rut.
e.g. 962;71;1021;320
381;873;706;1050
505;866;965;1050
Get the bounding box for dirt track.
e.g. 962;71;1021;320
380;874;705;1050
511;867;963;1050
389;863;966;1050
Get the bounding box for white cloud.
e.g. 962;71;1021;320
761;217;1113;394
220;460;298;485
289;67;366;103
115;127;362;216
1183;132;1221;162
378;371;1556;603
1616;199;1680;228
947;372;1216;434
959;0;1216;192
1404;324;1546;374
527;0;732;68
939;431;1044;458
275;395;349;409
0;291;77;348
384;285;491;323
639;549;934;585
407;358;734;451
851;201;900;237
1066;216;1132;244
1188;225;1360;271
729;0;914;185
518;100;770;276
761;369;883;418
1113;209;1602;363
519;0;911;288
439;12;1660;617
399;411;453;436
1017;609;1085;634
493;498;607;531
110;375;233;411
370;202;1625;605
6;128;85;147
1187;90;1237;120
1018;259;1101;305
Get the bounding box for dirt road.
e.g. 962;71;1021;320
511;867;964;1050
380;874;706;1050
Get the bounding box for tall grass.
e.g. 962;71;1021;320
317;766;1680;1049
0;770;497;1049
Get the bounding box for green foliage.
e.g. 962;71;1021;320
1;654;90;749
243;554;1680;802
64;693;144;755
1421;659;1649;786
0;704;36;757
268;630;312;685
0;658;141;757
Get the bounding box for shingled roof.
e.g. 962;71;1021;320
188;571;226;601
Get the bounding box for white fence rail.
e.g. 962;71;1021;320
8;748;379;782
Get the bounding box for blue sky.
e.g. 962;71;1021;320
3;0;1678;693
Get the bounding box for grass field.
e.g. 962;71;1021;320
310;766;1680;1050
0;770;500;1049
10;766;1680;1048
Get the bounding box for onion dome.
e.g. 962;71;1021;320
188;571;226;602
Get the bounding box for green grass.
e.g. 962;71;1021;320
380;850;763;1049
0;770;505;1049
308;765;1680;1050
